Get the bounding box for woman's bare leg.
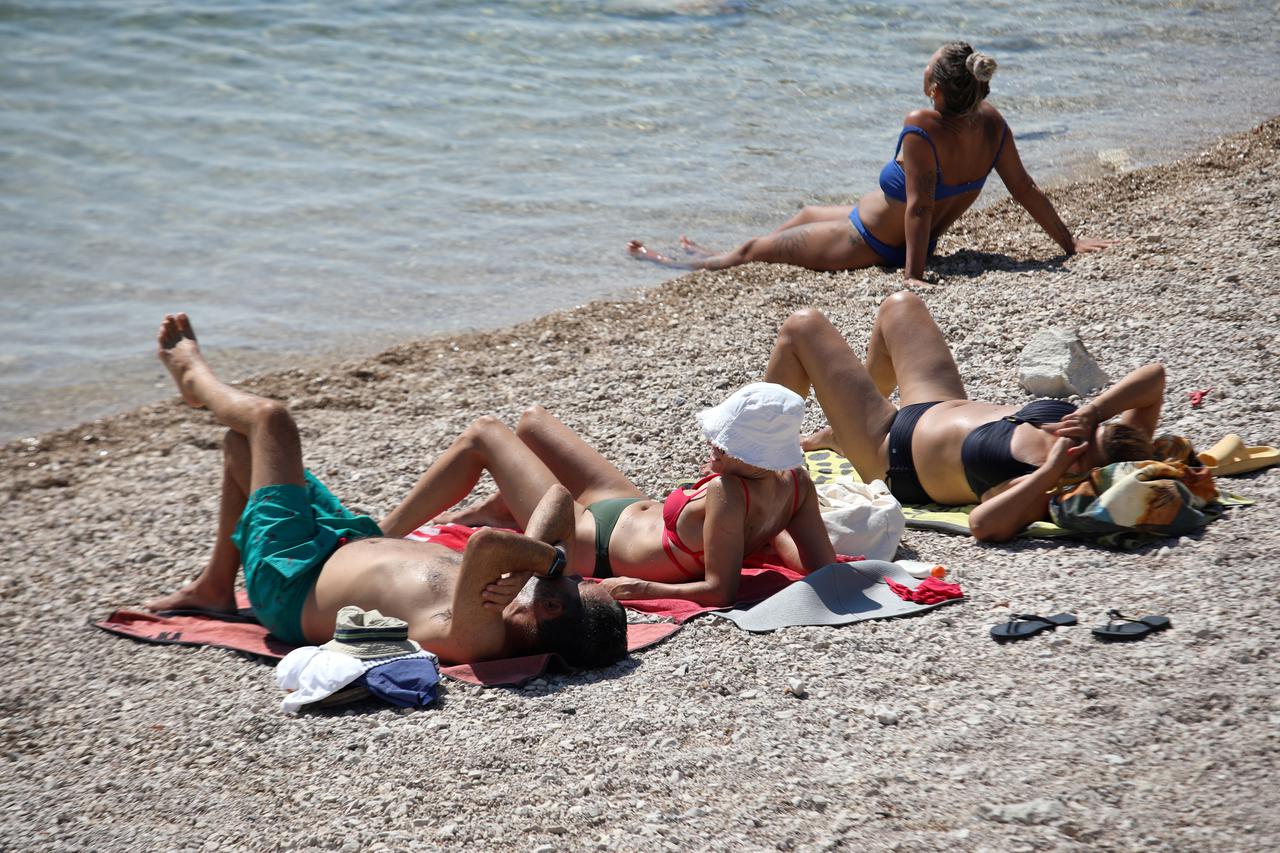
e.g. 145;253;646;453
679;205;854;258
144;430;251;613
632;219;880;273
379;417;570;538
865;292;966;405
765;308;899;481
767;204;855;235
514;405;648;506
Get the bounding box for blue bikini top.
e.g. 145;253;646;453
879;124;1008;202
959;399;1077;498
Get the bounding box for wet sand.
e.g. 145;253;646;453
4;119;1278;851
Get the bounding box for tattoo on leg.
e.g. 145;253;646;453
775;227;808;260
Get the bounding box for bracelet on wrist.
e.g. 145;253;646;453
545;544;567;579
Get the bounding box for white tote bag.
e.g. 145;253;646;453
816;479;905;562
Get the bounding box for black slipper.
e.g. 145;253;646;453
1091;610;1172;642
990;612;1077;642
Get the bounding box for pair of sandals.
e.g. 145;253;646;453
991;610;1171;643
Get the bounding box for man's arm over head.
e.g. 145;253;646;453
440;527;559;663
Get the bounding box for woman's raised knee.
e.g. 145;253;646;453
515;404;549;436
461;415;511;449
780;307;835;342
877;291;928;322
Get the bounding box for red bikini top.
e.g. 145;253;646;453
661;470;801;577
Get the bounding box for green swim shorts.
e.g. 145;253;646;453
231;470;382;645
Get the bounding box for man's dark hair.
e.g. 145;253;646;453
537;591;628;669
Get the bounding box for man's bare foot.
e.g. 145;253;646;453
156;313;206;408
627;240;690;269
143;579;237;614
679;235;719;257
801;426;843;455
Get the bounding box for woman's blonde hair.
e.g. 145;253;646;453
932;42;997;115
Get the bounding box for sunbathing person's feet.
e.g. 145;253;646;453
432;493;521;530
801;425;843;456
679;235;718;257
627;240;690;269
157;313;207;408
143;579;237;614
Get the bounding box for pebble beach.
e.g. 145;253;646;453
3;119;1279;851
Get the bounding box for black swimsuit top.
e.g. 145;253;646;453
960;399;1077;498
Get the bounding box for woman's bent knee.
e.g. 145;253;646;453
462;415;512;449
781;308;835;342
877;291;928;321
515;405;550;435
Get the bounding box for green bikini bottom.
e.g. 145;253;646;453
584;497;645;578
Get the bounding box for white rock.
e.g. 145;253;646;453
978;798;1064;825
1018;328;1110;398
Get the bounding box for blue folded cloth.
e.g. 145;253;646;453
363;656;440;708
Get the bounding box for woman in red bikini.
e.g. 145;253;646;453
628;41;1113;278
380;383;837;606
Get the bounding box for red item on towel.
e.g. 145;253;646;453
885;575;964;605
410;524;863;624
1187;388;1212;407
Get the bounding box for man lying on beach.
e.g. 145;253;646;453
143;314;627;668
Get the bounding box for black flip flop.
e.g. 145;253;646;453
1091;610;1172;642
990;612;1077;642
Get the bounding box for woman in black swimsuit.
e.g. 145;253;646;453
764;291;1166;541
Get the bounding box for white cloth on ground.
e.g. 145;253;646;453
815;479;905;562
276;647;439;713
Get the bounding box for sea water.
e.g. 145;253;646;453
3;0;1278;440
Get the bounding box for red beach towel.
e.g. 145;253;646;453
95;589;679;688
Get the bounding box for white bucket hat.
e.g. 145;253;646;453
697;382;806;471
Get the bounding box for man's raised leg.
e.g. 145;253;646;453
145;313;307;611
157;313;304;492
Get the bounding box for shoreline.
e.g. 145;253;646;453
5;110;1276;446
7;118;1280;851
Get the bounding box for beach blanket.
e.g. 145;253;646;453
408;523;864;624
95;591;680;688
717;560;963;633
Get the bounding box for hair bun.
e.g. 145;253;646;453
966;51;997;82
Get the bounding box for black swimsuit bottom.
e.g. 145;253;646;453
885;399;1077;504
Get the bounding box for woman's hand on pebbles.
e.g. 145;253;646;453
1072;237;1118;254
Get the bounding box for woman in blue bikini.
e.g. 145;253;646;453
765;293;1166;542
628;42;1113;278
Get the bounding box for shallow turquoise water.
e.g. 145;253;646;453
2;0;1277;438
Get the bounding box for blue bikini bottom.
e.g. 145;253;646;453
849;207;937;268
